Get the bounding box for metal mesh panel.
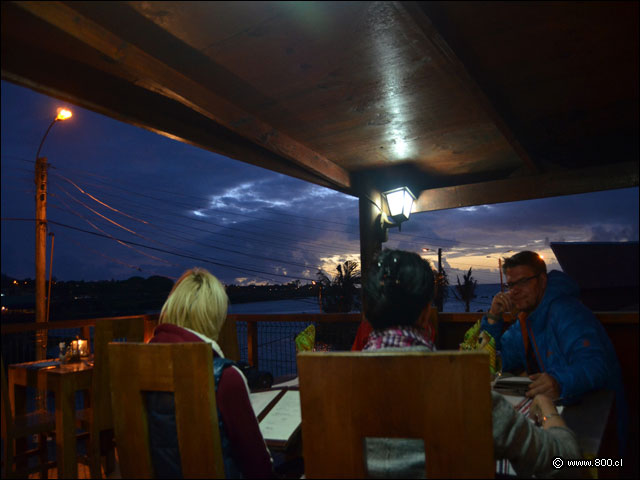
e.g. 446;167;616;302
255;321;360;377
235;320;248;364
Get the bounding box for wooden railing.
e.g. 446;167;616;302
1;313;363;373
3;310;637;473
1;314;160;341
3;310;636;364
226;313;360;366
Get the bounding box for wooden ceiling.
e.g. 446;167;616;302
2;1;638;212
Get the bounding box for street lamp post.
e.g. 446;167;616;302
35;108;72;362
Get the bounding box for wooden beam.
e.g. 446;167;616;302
398;1;539;174
414;162;639;213
14;1;351;190
0;35;344;193
358;186;384;320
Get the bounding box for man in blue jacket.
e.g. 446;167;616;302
482;251;627;455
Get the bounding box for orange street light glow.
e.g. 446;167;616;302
56;108;72;121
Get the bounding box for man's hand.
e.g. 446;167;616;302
526;373;560;400
488;291;515;323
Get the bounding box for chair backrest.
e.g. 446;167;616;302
92;317;145;431
298;351;494;478
108;342;225;479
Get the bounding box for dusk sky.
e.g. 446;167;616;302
2;80;638;286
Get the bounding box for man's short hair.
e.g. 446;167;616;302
159;267;228;341
502;251;547;276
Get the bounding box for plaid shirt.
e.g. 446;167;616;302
363;326;435;351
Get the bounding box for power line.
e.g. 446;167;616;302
47;184;362;264
52;164;359;228
49;190;337;274
57;192;353;259
49;195;176;266
1;154;36;164
50;170;360;236
47;200;291;283
49;168;513;255
55;172;149;224
44;219;318;283
49;174;361;252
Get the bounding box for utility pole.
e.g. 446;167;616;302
35;156;48;361
499;258;504;292
33;108;72;362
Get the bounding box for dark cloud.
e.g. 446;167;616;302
589;224;639;242
2;80;638;284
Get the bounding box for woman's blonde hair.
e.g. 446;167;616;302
159;268;228;341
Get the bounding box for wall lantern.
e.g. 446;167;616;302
380;186;416;235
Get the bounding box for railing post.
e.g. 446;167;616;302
82;325;91;352
143;315;158;343
247;321;258;368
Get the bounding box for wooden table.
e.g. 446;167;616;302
8;358;93;479
251;377;303;479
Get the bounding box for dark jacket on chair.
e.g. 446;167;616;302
146;324;274;478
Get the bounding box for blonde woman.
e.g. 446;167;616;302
146;268;274;478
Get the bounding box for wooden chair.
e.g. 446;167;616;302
81;316;144;478
108;342;225;478
297;351;494;478
1;357;56;479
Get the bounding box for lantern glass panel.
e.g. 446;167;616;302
386;189;406;217
403;192;414;219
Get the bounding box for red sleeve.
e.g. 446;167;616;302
351;320;373;351
217;367;275;478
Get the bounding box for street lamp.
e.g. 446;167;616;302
34;107;72;363
35;108;72;160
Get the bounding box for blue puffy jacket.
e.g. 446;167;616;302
481;270;628;454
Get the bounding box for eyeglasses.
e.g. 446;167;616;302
505;274;539;291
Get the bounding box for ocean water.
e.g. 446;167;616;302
229;284;501;314
444;283;501;313
228;296;322;314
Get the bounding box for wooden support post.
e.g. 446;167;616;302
247;321;258;368
359;189;384;318
436;248;444;312
82;326;91;344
